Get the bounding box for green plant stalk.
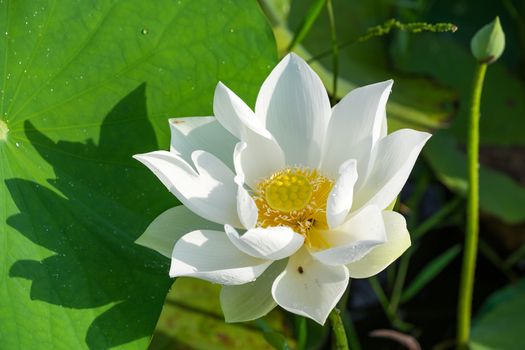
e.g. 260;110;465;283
388;174;426;313
457;63;487;349
287;0;326;51
369;276;391;314
389;250;411;313
341;312;362;350
479;239;518;282
401;244;461;303
506;242;525;267
295;316;307;350
390;197;461;312
391;196;463;313
336;281;362;350
309;18;457;62
369;277;412;331
326;0;338;104
329;308;349;350
412;197;462;240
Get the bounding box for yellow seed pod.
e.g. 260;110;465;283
265;173;313;211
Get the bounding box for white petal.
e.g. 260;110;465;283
234;178;258;232
353;129;431;211
255;53;331;167
133;150;241;226
214;83;286;186
136;206;221;258
232;143;259;229
169;117;236;170
213;82;272;140
236;183;258;230
326;159;358;229
233;142;249;184
170;230;272;284
312;205;386;265
321;80;393;178
346;211;410;278
233;135;285;189
379;111;388;139
220;260;286;322
272;248;349;325
225;225;304;260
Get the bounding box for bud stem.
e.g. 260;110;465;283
329;308;350;350
456;62;487;349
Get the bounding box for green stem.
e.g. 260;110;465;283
389;249;411;313
329;308;350;350
479;239;518;282
388;175;428;311
457;63;487;349
390;197;463;313
308;18;456;62
295;316;307;350
326;0;338;104
341;312;362;350
412;197;463;240
506;243;525;267
369;276;391;313
336;281;362;350
369;277;412;331
286;0;326;52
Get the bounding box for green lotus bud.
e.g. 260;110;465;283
470;17;505;64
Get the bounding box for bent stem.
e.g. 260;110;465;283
457;62;487;349
329;308;349;350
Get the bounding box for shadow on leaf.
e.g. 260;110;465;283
7;84;174;349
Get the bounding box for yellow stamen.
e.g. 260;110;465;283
253;167;334;250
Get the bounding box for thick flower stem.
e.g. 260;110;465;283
457;62;487;349
329;308;350;350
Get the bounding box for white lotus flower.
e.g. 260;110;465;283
134;53;430;325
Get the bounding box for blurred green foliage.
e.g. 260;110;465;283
471;278;525;349
149;278;294;350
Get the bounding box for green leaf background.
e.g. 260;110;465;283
471;278;525;350
0;1;276;348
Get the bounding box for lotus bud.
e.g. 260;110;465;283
470;17;505;64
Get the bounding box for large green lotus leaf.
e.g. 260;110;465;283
0;1;276;349
470;278;525;350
